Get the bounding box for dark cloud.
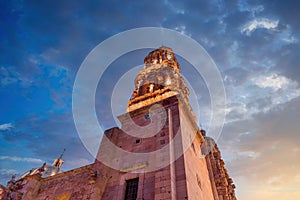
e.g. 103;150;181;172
249;0;300;33
274;43;300;83
224;67;252;85
246;96;272;111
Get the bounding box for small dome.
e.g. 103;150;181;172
144;46;180;72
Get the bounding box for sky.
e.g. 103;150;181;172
0;0;300;199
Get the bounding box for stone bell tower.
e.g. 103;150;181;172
95;46;236;200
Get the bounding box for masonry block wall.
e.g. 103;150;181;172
96;96;215;200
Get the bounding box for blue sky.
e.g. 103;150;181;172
1;0;300;199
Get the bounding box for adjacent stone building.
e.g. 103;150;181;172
0;47;236;200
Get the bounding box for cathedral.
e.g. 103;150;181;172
0;47;236;200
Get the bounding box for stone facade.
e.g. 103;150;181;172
0;47;236;200
202;135;237;200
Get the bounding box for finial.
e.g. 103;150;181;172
59;148;66;159
52;149;65;168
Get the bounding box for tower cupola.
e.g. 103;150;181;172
143;46;180;72
127;46;190;112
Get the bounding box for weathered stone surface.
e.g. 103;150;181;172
203;136;237;200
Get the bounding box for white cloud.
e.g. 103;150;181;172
0;156;43;164
241;18;279;36
282;35;297;44
0;66;32;87
0;169;18;176
225;73;300;123
238;151;261;160
266;25;298;51
251;74;300;112
65;158;90;167
200;37;216;48
174;25;191;36
252;74;300;108
224;102;248;123
280;25;298;44
252;5;264;14
253;74;291;91
164;0;185;14
0;123;13;131
238;0;264;16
